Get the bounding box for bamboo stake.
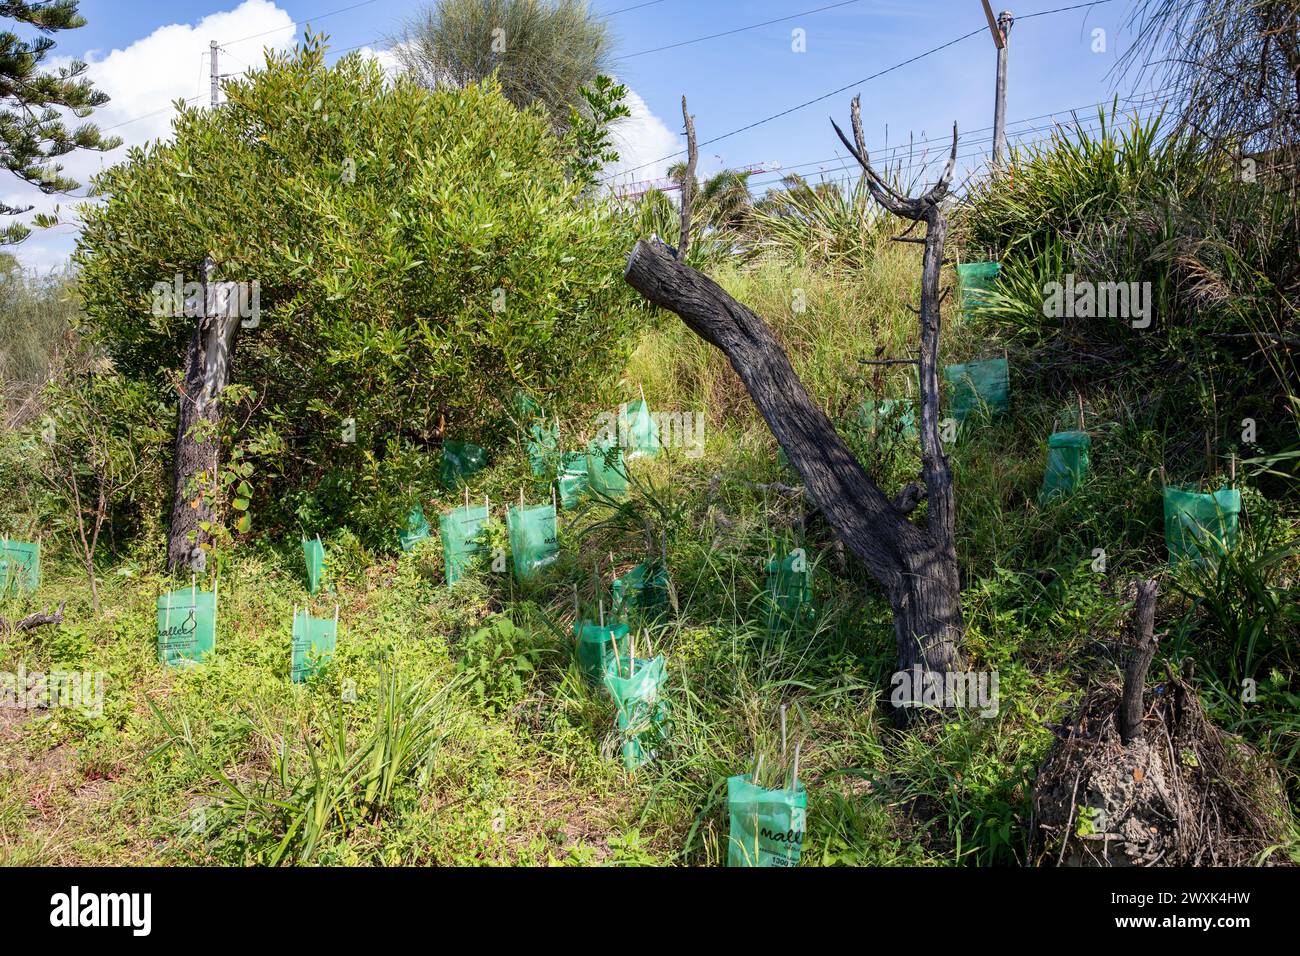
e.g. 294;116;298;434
1076;391;1085;432
790;740;802;793
753;754;764;789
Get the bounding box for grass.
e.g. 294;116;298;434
1;242;1296;866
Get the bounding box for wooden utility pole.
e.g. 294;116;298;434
982;2;1013;165
210;40;219;107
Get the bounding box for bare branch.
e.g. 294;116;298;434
1;601;66;635
677;95;697;262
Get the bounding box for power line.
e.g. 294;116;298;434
603;25;988;180
101;93;208;132
602;0;1120;182
1017;0;1114;20
329;0;670;60
624;0;863;59
728;88;1174;189
220;0;385;48
604;0;673;14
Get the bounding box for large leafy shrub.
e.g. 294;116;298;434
959;108;1298;482
74;39;640;545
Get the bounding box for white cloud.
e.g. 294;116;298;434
602;88;681;194
353;44;402;79
8;0;297;270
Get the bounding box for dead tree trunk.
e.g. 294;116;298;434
166;257;242;572
623;97;967;701
1120;579;1160;745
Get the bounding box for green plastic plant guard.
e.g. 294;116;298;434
944;358;1010;422
507;503;558;580
438;503;489;586
291;608;337;683
440;440;486;490
575;619;629;683
1040;431;1091;501
527;421;560;477
612;562;668;618
556;452;590;509
157;587;217;667
586;442;628;499
512;390;545;423
766;550;813;618
0;538;39;595
602;654;669;770
857;399;917;439
399;505;432;551
956;261;1000;314
1164;486;1241;564
727;774;807;867
622;399;660;459
302;536;325;594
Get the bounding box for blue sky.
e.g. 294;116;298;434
10;0;1163;270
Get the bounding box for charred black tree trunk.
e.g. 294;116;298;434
623;97;967;696
166;257;241;573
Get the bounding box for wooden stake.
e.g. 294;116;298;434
780;704;788;759
1076;391;1085;432
753;754;764;789
790;740;803;792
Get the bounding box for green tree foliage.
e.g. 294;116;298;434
73;38;638;545
0;0;121;243
391;0;613;130
564;74;630;188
